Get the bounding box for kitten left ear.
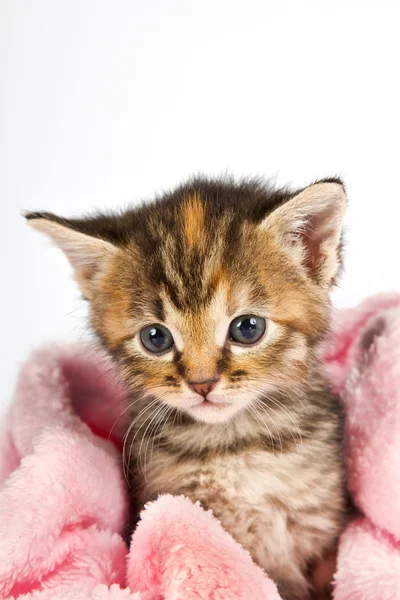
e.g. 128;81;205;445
26;214;118;299
261;181;346;286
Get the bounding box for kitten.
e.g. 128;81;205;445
27;176;348;600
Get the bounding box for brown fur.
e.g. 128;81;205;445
26;176;349;600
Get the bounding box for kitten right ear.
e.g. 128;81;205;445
26;213;118;300
260;181;346;287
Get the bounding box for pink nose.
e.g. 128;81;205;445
188;379;219;398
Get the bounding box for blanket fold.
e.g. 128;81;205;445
0;347;129;598
1;294;400;599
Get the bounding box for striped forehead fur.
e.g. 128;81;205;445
26;175;343;314
27;175;345;345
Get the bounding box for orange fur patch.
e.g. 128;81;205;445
93;263;135;350
182;194;205;249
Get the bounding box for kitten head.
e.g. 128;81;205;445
26;177;346;424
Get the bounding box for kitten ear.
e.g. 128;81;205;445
26;213;118;299
262;181;346;286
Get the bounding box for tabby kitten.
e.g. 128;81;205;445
27;177;348;600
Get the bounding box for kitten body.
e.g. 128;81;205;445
27;177;348;599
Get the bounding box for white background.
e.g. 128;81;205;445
1;1;399;413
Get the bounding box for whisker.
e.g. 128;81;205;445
247;404;279;456
127;403;161;480
258;393;303;453
138;402;169;477
122;397;160;481
107;394;144;441
148;404;174;470
240;381;303;453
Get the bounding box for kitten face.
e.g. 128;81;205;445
90;219;312;424
27;177;346;424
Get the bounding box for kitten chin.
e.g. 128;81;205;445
182;397;242;424
27;175;348;600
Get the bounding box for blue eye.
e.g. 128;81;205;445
229;315;266;345
140;324;174;354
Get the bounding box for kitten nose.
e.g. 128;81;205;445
188;378;219;398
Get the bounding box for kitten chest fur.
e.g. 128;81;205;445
131;392;346;600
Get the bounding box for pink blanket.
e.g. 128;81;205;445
1;294;400;600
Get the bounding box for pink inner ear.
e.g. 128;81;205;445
298;202;340;280
300;214;324;278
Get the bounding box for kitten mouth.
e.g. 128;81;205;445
190;398;231;411
183;396;238;423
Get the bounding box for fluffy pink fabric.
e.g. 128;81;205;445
0;347;130;599
128;494;279;599
320;295;400;598
1;293;400;599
